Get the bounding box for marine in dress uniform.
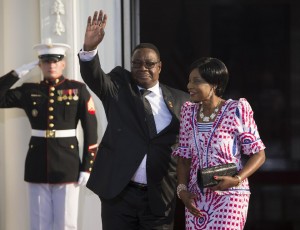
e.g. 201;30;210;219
0;42;98;230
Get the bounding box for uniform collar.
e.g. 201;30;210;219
43;75;65;86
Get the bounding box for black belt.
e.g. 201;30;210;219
129;181;148;191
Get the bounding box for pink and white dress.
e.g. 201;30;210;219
172;98;266;230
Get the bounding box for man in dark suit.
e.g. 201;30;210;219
0;42;98;230
78;10;189;229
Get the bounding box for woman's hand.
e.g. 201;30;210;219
84;10;107;51
210;175;239;191
180;190;202;217
211;150;266;191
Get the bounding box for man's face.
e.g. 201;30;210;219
131;48;161;89
38;59;65;79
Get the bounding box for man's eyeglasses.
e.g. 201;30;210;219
131;60;160;69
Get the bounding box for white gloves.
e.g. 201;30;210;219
14;60;39;78
78;172;90;186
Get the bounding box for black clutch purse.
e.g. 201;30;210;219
197;163;237;190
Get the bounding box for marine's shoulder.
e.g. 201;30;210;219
64;78;85;85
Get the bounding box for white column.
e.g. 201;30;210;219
0;0;123;229
0;0;40;229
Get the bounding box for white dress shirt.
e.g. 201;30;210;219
131;84;172;184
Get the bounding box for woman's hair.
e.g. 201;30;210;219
189;57;229;97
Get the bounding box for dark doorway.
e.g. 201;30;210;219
139;0;300;229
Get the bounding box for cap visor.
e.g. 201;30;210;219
39;54;64;62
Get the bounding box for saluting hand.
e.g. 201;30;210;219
84;10;107;51
14;60;39;78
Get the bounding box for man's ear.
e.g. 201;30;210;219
158;61;162;74
61;59;66;69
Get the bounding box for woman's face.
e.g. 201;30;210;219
187;68;212;103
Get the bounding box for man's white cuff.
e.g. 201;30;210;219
79;48;97;62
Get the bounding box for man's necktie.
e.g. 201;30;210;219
140;89;157;138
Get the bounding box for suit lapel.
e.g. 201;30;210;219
160;84;176;116
153;84;179;137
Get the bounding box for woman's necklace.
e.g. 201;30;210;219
199;100;221;122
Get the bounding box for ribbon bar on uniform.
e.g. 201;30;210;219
31;129;76;138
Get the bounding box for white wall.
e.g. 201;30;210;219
0;0;123;229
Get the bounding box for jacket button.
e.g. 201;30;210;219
50;87;55;91
70;145;74;149
49;123;54;128
49;107;54;111
49;115;54;120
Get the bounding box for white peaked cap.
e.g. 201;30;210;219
33;39;71;57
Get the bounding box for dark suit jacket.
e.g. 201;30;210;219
79;54;189;216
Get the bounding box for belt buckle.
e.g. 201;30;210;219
129;181;147;190
46;130;56;138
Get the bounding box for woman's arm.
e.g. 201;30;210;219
177;157;202;217
234;150;266;185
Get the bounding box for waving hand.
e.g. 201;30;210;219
84;10;107;51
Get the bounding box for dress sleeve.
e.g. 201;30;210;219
172;101;193;158
236;98;266;156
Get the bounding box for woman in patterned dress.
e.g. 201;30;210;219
173;57;266;230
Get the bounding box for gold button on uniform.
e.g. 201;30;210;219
49;99;54;103
50;87;55;91
49;107;54;111
49;115;54;120
49;123;54;128
33;102;37;105
50;92;54;97
70;145;74;149
66;102;70;105
91;152;95;157
90;160;94;164
89;168;92;172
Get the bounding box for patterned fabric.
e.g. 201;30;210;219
185;192;249;230
197;122;213;133
172;98;265;229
